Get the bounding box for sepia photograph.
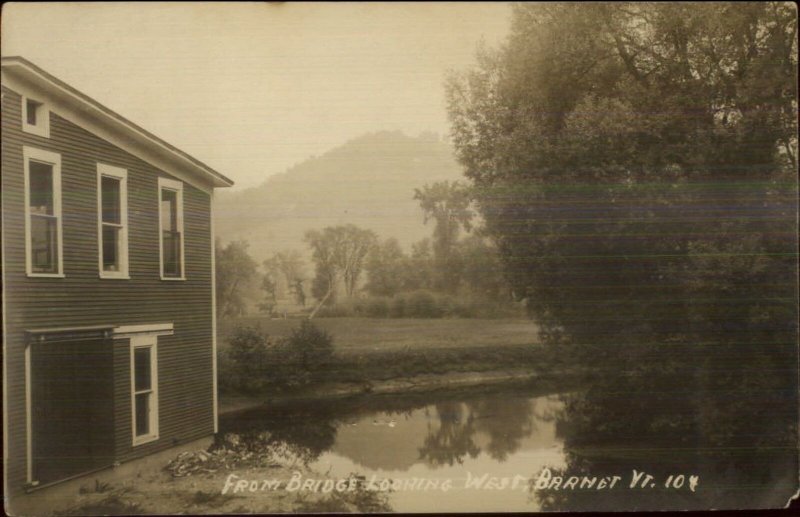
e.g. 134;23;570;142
2;2;798;514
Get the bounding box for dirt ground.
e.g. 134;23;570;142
47;443;390;515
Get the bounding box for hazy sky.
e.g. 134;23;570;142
2;2;511;190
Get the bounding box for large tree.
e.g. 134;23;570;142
447;1;797;455
413;181;475;292
305;224;378;301
215;239;259;318
264;250;306;304
364;237;408;297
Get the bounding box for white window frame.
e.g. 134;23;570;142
158;177;185;280
21;96;50;138
97;163;129;279
130;335;159;446
23;146;63;278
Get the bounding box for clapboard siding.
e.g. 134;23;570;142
2;85;215;493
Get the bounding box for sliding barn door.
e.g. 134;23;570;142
30;339;114;485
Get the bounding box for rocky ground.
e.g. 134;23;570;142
51;437;391;515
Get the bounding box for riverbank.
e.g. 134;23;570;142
218;316;563;410
220;366;581;416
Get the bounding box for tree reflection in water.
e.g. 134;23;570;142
416;395;545;466
533;372;799;512
217;404;339;466
417;402;480;467
469;398;539;462
221;388;546;473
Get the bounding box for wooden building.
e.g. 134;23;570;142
1;57;233;499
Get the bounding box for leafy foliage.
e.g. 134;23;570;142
414;181;475;292
215;239;260;318
364;238;411;297
305;224;378;302
314;290;521;319
447;0;798;454
220;322;334;392
262;250;307;309
285;319;335;375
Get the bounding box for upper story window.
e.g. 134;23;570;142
158;178;184;280
24;147;63;277
22;96;50;138
97;164;129;278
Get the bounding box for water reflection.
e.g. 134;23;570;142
470;398;544;461
534;374;799;512
217;403;339;466
218;378;796;512
417;402;480;467
220;389;558;470
220;388;566;512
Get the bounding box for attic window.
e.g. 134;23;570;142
22;96;50;138
26;99;41;125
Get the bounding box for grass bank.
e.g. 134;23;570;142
217;317;571;411
219;316;541;354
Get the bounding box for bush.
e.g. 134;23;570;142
402;290;443;318
285;319;335;373
356;296;391;318
219;321;336;393
220;326;274;393
309;292;523;320
315;302;356;318
390;295;407;318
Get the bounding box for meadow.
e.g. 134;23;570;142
219;316;540;354
217;316;548;387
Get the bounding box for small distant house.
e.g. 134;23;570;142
1;57;233;496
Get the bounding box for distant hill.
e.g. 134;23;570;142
214;131;465;265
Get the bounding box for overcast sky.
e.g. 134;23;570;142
2;2;511;190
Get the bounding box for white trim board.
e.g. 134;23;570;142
210;195;218;434
24;345;32;484
113;323;174;340
2;59;232;194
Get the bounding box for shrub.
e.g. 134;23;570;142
285;320;335;374
356;296;391;318
220;326;273;393
403;290;443;318
220;321;336;393
315;302;356;318
390;295;407;318
310;292;522;320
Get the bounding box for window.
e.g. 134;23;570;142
97;164;129;278
131;336;158;445
26;99;39;125
158;178;184;280
24;147;63;277
22;96;50;138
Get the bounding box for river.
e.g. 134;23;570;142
220;386;565;512
219;383;797;512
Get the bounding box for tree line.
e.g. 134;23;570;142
216;180;512;319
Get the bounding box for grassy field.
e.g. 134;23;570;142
219;316;540;355
218;316;552;390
